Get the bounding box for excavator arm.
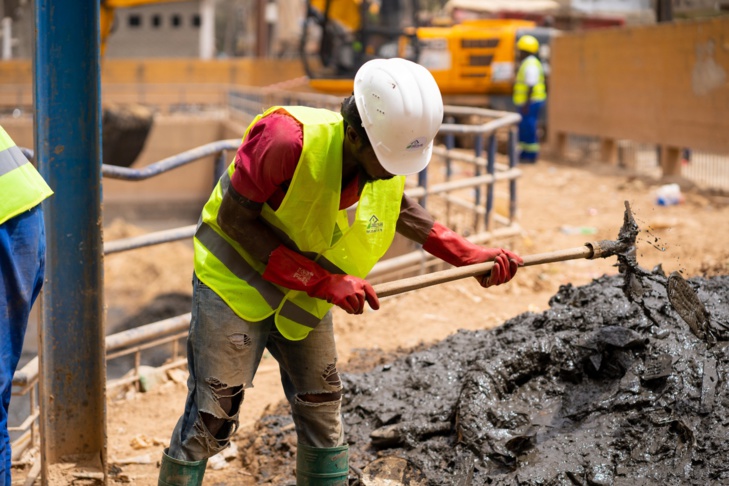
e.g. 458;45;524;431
98;0;182;167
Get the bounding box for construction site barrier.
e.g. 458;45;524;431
10;93;522;466
547;17;729;192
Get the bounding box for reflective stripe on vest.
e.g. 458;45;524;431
512;56;546;106
195;221;323;329
519;141;541;154
0;126;53;226
194;106;405;341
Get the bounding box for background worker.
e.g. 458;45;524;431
513;34;547;163
158;58;522;486
0;127;52;486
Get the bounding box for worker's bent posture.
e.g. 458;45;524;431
513;34;547;163
158;58;523;486
0;127;52;486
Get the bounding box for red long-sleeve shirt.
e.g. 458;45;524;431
230;111;360;211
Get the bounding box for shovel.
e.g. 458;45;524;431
373;201;639;299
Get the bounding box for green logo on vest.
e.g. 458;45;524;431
366;215;384;234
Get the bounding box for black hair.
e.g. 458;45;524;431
340;95;371;146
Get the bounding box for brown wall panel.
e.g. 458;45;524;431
0;58;304;88
548;17;729;153
1;117;227;207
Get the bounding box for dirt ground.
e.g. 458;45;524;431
13;155;729;485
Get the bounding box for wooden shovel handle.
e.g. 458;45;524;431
373;244;596;298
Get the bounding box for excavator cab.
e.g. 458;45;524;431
299;0;547;105
300;0;421;91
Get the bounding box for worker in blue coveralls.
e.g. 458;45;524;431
0;126;52;486
513;35;547;163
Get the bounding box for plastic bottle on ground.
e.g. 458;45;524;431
656;183;683;206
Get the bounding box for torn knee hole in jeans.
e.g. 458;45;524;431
228;332;251;349
200;381;244;441
199;411;237;443
207;379;244;417
296;362;342;403
322;362;341;388
297;390;343;404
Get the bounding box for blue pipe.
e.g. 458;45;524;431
33;0;106;476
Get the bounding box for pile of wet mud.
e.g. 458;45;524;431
239;268;729;485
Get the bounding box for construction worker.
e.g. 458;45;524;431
513;34;547;163
0;126;52;486
158;58;523;486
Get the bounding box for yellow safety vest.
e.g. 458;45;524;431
0;126;53;226
194;106;405;341
513;55;547;106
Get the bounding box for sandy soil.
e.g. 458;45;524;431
12;156;729;485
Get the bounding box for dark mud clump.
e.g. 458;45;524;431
239;269;729;485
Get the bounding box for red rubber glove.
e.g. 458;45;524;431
422;221;523;288
262;245;380;315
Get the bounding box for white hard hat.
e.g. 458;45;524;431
354;58;444;176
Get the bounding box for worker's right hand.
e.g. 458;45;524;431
309;274;380;315
423;221;523;287
262;245;380;314
478;251;521;288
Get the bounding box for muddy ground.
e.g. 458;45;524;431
10;156;729;485
239;270;729;485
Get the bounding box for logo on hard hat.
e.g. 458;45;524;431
406;138;425;151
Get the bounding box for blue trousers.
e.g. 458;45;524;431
0;205;45;486
517;100;544;163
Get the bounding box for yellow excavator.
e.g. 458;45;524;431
300;0;550;107
98;0;181;168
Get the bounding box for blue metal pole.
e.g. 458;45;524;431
34;0;106;480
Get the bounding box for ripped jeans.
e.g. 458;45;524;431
168;274;344;462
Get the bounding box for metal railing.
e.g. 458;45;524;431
10;88;523;466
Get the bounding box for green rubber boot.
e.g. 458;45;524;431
296;443;349;486
158;448;208;486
